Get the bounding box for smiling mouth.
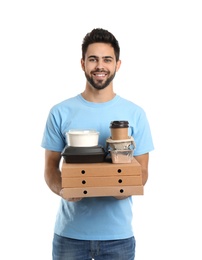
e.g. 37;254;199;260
94;73;106;76
92;71;108;78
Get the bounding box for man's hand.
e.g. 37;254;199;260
113;196;129;200
65;197;83;202
60;189;83;202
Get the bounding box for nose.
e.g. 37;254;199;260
95;59;104;69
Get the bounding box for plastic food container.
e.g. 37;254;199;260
61;145;106;163
66;130;99;147
110;149;134;163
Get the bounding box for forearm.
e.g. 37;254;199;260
44;150;62;196
134;154;149;186
44;167;62;196
142;167;148;185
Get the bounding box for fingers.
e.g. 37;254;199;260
59;189;82;202
113;196;129;200
66;197;83;202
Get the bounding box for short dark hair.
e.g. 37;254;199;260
81;28;120;61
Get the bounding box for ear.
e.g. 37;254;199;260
81;58;85;71
116;60;121;72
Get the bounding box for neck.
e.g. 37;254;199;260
81;83;116;103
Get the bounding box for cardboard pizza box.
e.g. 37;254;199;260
62;185;144;198
62;175;142;188
61;158;142;177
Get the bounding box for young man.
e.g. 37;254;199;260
41;28;154;260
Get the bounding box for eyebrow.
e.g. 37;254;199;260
87;55;114;60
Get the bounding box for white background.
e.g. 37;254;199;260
0;0;202;259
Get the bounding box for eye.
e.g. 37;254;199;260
89;58;97;62
104;58;112;63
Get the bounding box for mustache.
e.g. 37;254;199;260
92;69;108;73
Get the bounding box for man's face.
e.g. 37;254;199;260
81;43;121;90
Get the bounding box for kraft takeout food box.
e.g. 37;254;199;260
61;158;143;198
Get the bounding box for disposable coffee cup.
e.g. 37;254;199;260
110;121;129;140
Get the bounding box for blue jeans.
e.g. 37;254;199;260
52;233;135;260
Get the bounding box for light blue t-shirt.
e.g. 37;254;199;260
41;94;154;240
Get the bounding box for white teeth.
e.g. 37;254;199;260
94;73;105;76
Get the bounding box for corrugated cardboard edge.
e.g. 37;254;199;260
62;185;144;198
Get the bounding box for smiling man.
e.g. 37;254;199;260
41;28;154;260
82;43;119;91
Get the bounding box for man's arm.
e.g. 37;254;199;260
44;150;62;196
44;149;82;202
134;152;149;186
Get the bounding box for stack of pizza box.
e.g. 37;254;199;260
61;158;143;198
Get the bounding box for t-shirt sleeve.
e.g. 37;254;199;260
41;109;66;152
133;109;154;156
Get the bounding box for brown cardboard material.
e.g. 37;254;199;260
62;186;144;198
61;158;142;177
110;127;129;140
62;175;142;188
61;157;143;197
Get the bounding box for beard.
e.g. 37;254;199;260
85;71;116;90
